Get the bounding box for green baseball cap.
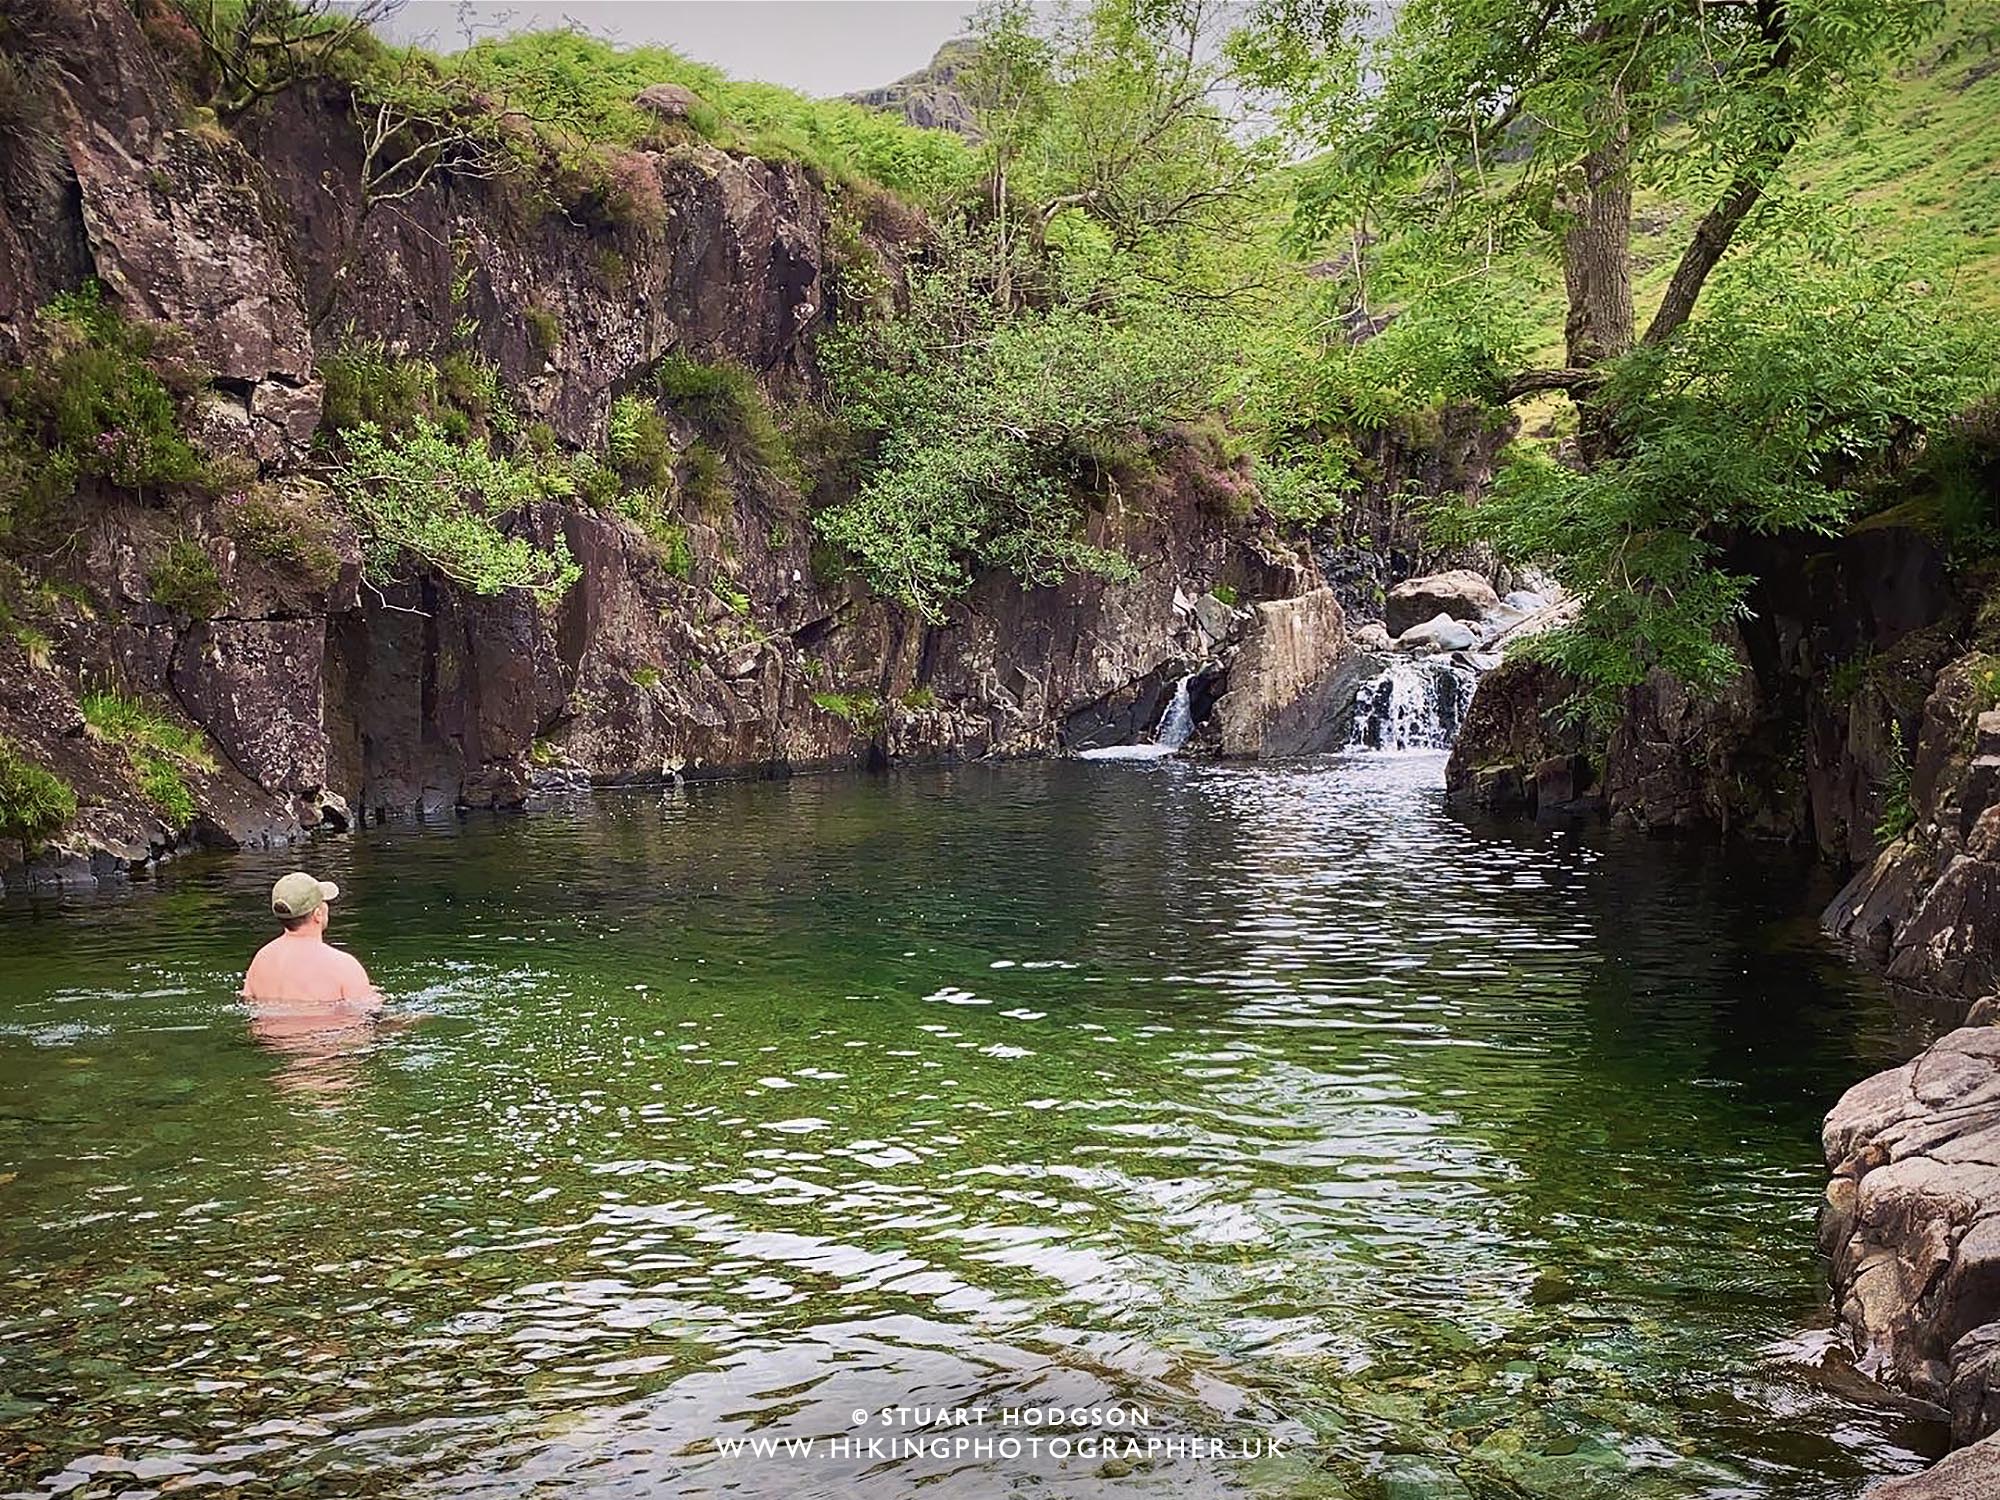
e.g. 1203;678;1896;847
271;871;339;920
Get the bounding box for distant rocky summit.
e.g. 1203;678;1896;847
847;39;981;137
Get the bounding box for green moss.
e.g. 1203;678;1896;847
525;305;563;361
0;738;75;847
630;664;662;690
714;579;751;616
901;685;936;710
1211;583;1239;607
146;535;226;618
79;689;216;828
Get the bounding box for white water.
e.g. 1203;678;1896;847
1078;673;1197;761
1346;656;1481;753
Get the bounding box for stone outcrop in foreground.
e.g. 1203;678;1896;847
1823;1021;2000;1496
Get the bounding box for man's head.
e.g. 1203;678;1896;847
271;872;340;933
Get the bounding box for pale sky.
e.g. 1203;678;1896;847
382;1;983;98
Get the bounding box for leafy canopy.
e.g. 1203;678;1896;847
1439;252;1994;717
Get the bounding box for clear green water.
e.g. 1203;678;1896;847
0;755;1943;1498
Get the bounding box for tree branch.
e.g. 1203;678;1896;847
1640;0;1799;346
1498;366;1605;400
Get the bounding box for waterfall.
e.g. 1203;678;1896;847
1346;656;1480;752
1153;672;1195;750
1078;672;1198;760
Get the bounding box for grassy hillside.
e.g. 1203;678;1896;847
1787;10;2000;310
445;31;976;204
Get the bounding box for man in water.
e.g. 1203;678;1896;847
242;872;381;1024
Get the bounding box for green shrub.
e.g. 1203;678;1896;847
811;690;885;731
0;283;205;522
331;419;580;597
630;664;661;689
318;340;438;435
683;441;731;518
607;487;690;574
322;343;514;443
146;535;226;617
1876;720;1918;846
1827;654;1875;705
714;579;751;616
439;352;507;430
815;277;1225;618
607;394;675;489
593;247;630;294
655;354;798;487
0;739;75;847
653;519;692;578
219;484;343;588
79;689;215;828
550;450;623;510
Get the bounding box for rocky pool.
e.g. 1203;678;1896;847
0;755;1944;1497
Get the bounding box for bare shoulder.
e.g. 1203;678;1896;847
332;945;378;991
242;937;281;992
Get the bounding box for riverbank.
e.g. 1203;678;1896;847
1824;1010;2000;1498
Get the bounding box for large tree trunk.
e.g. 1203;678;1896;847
1561;133;1633;370
1562;102;1633;461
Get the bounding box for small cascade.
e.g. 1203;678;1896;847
1346;656;1481;752
1153;672;1196;750
1079;673;1198;761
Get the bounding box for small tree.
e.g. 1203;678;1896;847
312;53;532;328
172;0;405;122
